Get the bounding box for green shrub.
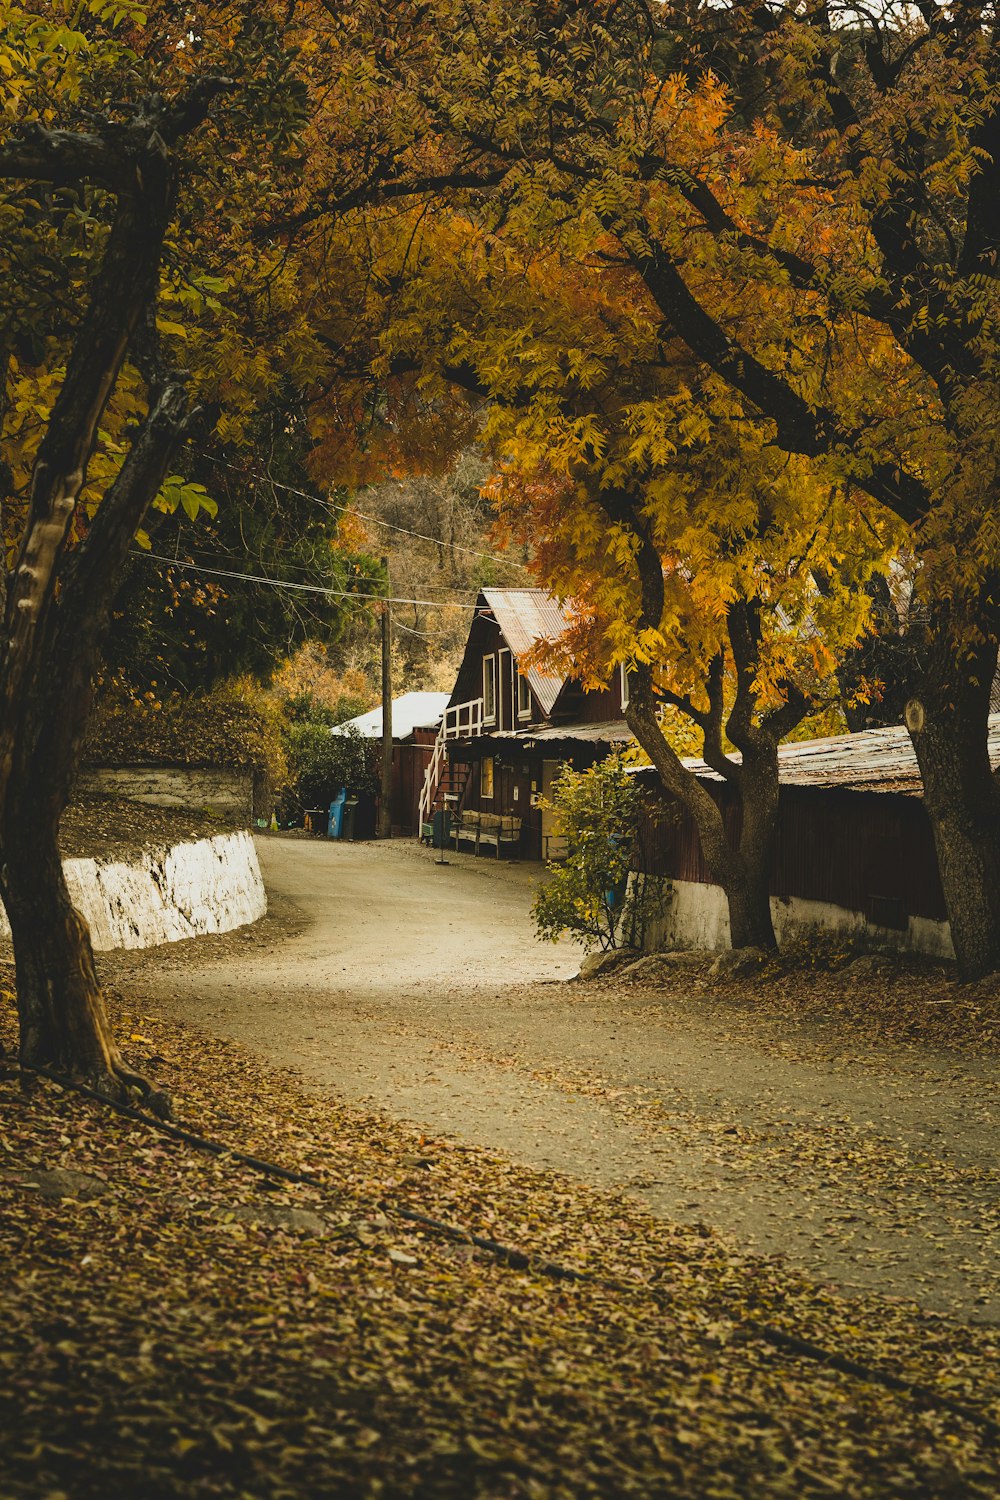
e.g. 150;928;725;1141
279;722;378;823
532;758;667;953
282;690;369;728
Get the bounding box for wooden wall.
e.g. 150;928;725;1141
635;778;947;926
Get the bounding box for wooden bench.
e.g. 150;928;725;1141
452;810;522;858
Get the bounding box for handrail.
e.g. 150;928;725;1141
441;696;483;741
418;698;484;831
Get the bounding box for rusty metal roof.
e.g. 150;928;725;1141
481;588;571;716
491;718;634;746
641;714;1000;797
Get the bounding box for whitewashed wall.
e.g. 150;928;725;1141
0;831;267;951
644;878;954;960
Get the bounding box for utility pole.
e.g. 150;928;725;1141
379;558;393;839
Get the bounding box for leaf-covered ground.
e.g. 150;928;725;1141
2;981;999;1498
59;794;234;862
106;843;999;1323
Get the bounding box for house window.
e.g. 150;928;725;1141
619;663;630;711
480;756;494;800
517;671;532;719
483;655;497;724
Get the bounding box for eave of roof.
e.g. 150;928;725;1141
485;719;634;746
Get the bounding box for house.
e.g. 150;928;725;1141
334;691;450;836
630;718;1000;960
419;588;632;857
423;586;975;957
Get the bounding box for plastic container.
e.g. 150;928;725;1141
432;808;451;850
328;788;347;839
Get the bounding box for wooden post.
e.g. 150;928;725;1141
379;561;393;839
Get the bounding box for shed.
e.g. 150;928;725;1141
630;719;1000;958
334;692;450;836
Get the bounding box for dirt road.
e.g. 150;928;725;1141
104;834;1000;1322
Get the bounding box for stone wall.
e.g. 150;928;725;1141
0;831;267;951
643;878;954;960
78;766;254;822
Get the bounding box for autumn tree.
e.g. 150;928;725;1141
359;0;1000;976
103;408;383;697
482;335;892;950
0;4;250;1091
0;0;560;1083
346;183;890;948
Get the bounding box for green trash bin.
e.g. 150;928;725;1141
341;798;359;841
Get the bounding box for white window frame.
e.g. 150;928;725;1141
480;756;495;800
619;662;630;712
498;646;512;731
483;654;497;724
517;671;532;719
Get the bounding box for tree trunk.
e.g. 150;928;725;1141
626;697;779;950
723;862;775;950
0;384;190;1095
2;815;116;1077
909;631;1000;979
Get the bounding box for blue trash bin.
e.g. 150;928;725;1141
328;787;347;838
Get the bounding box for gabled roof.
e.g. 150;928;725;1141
331;691;450;741
480;588;570;716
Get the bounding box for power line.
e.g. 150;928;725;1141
206;455;521;568
163;543;481;599
132;549;482;610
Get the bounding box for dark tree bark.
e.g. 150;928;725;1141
626;618;808;953
626;685;782;950
0;85;227;1091
608;493;808;952
908;621;1000;980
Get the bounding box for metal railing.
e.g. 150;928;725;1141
418;698;484;831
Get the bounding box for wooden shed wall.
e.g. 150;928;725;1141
636;781;947;924
389;736;435;836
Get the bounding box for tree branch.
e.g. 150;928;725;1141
615;222;932;524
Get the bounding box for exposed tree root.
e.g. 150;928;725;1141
108;1052;173;1119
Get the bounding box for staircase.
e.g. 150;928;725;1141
418;698;483;836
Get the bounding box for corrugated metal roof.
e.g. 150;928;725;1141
632;713;1000;797
481;588;570;716
331;691;450;741
490;718;634;745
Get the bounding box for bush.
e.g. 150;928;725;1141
282;690;370;728
279;723;378;823
532;758;667;953
85;678;288;814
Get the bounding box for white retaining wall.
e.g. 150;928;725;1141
0;831;267;951
645;878;955;960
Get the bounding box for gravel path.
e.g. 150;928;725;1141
102;834;1000;1323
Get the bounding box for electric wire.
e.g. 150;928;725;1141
17;1059;1000;1447
205;455;520;568
158;542;481;599
131;549;483;611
